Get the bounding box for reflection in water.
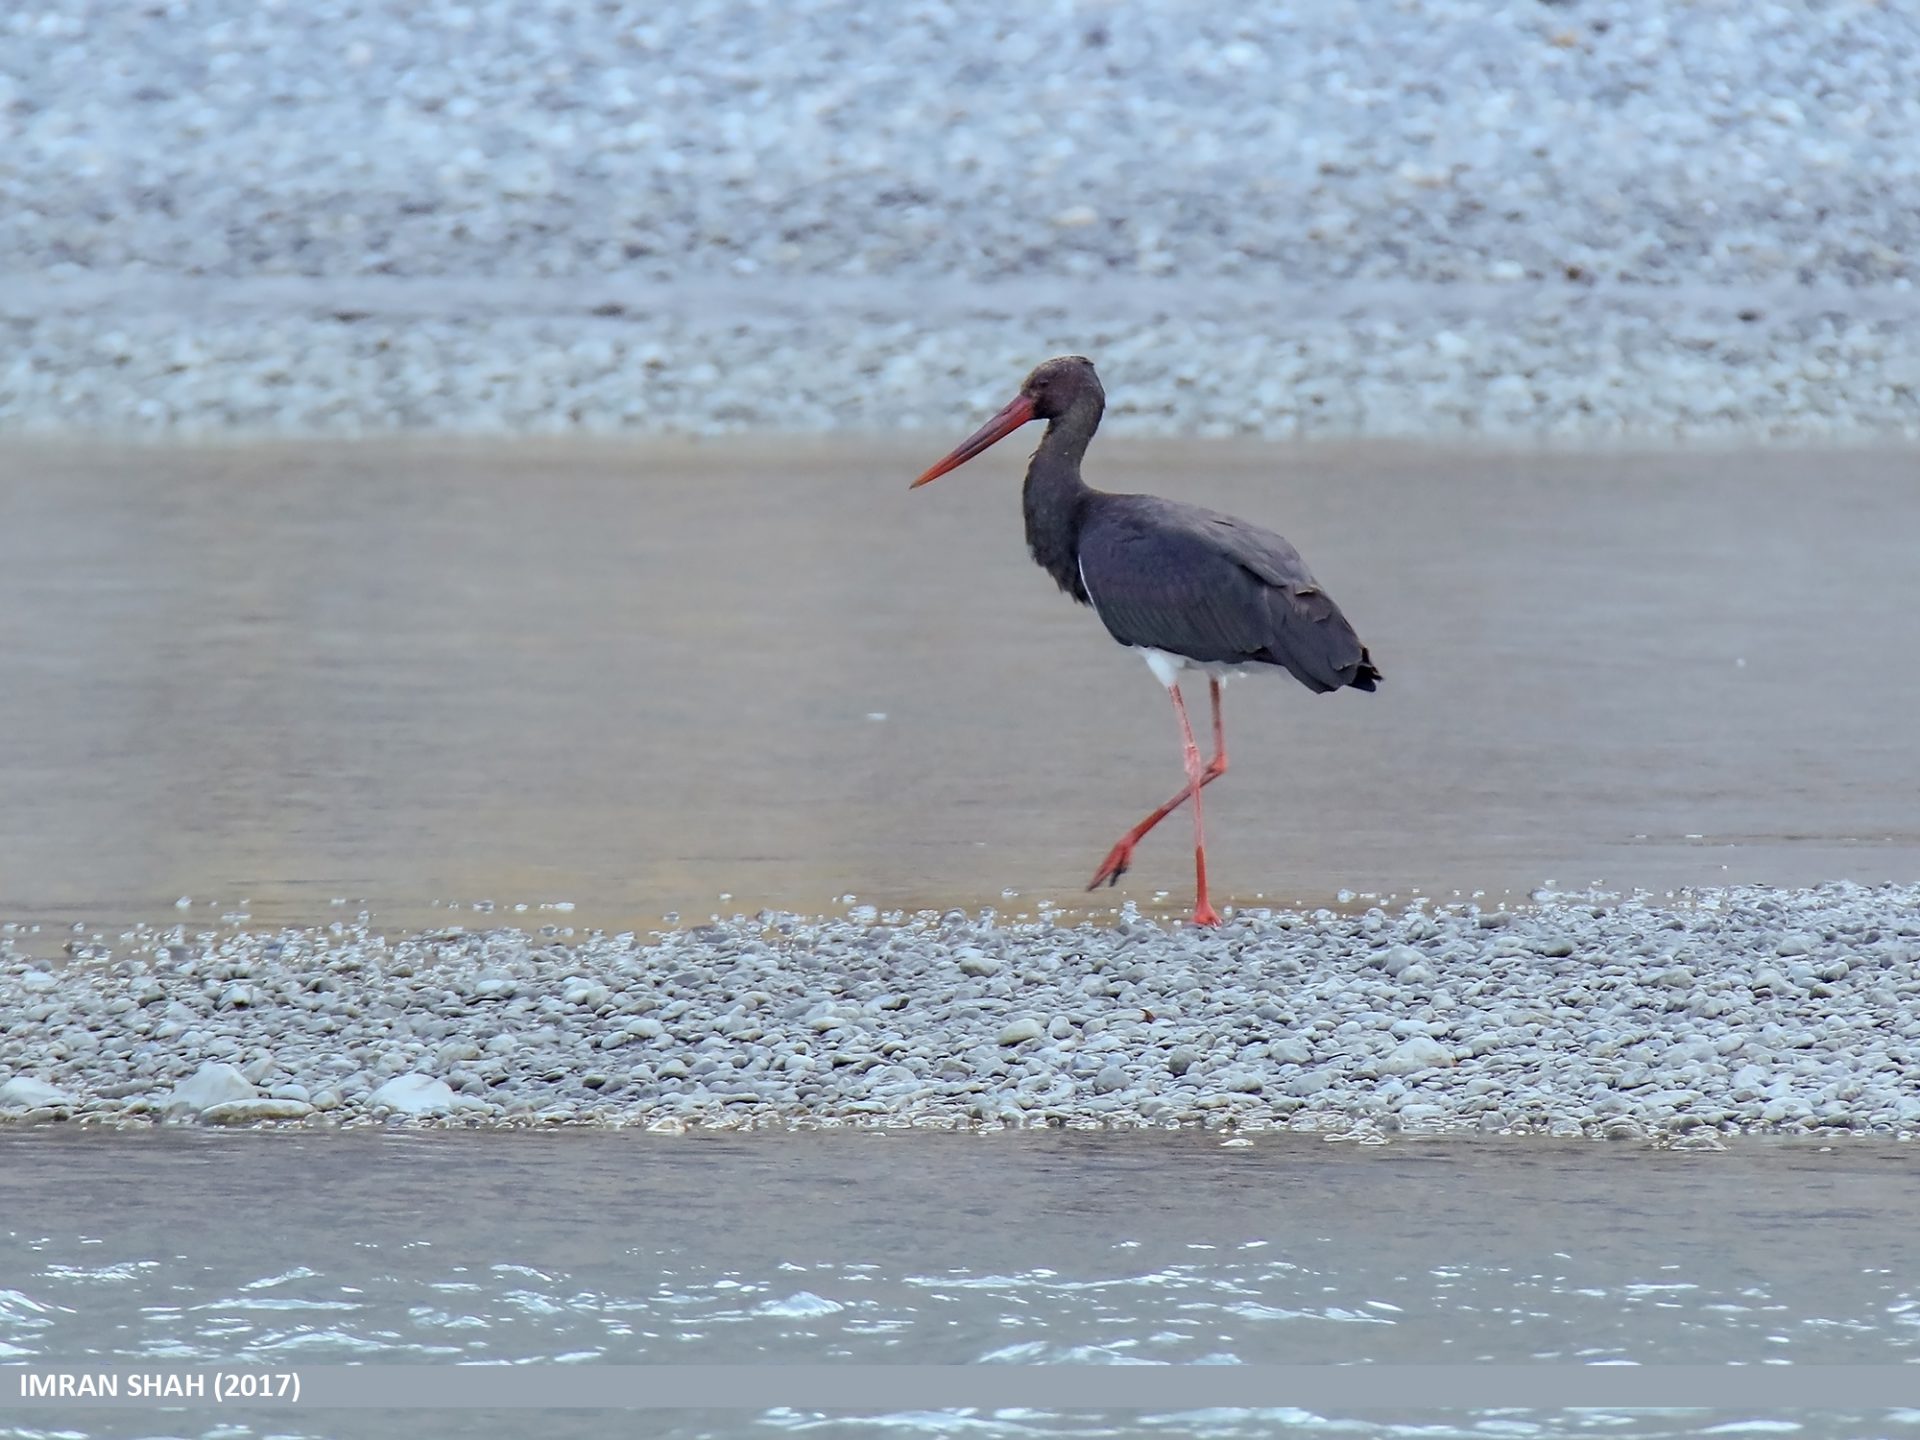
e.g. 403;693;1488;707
1;439;1918;939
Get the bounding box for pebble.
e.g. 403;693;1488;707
163;1062;256;1117
6;883;1920;1136
369;1073;457;1117
200;1099;315;1126
0;1077;72;1110
1268;1037;1314;1066
956;948;1001;978
1376;1037;1456;1076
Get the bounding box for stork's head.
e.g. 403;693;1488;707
910;355;1104;488
1018;354;1103;420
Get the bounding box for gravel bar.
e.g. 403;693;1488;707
3;1;1919;439
6;884;1920;1139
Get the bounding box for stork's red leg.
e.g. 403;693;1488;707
1169;682;1222;925
1087;679;1228;890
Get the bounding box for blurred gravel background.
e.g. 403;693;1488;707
2;0;1917;438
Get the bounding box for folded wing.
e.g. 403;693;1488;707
1076;495;1380;693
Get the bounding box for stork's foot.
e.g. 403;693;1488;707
1190;900;1223;927
1086;840;1136;890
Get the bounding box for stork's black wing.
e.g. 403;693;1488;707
1076;494;1380;693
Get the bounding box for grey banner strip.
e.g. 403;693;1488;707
5;1365;1917;1410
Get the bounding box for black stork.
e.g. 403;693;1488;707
910;355;1380;927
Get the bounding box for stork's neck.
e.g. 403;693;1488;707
1022;393;1102;601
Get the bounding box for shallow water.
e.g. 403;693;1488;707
2;439;1918;944
11;1128;1920;1366
4;1131;1920;1437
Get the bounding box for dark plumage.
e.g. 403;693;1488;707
911;355;1379;925
1077;498;1380;694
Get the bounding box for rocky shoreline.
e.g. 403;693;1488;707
6;883;1920;1140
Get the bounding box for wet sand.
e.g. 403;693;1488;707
2;438;1918;941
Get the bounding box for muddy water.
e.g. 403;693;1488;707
1;439;1916;939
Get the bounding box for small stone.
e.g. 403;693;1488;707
956;948;1001;977
1166;1047;1199;1076
1376;1037;1455;1076
563;979;612;1008
1093;1065;1128;1094
0;1077;72;1109
1284;1068;1336;1097
997;1018;1043;1046
165;1062;257;1116
1377;945;1422;976
1668;1130;1728;1151
370;1073;457;1116
200;1099;314;1125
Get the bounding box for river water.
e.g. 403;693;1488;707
3;1130;1920;1436
2;440;1918;943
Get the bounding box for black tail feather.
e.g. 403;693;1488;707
1348;646;1382;691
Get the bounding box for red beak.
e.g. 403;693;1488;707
909;393;1038;488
